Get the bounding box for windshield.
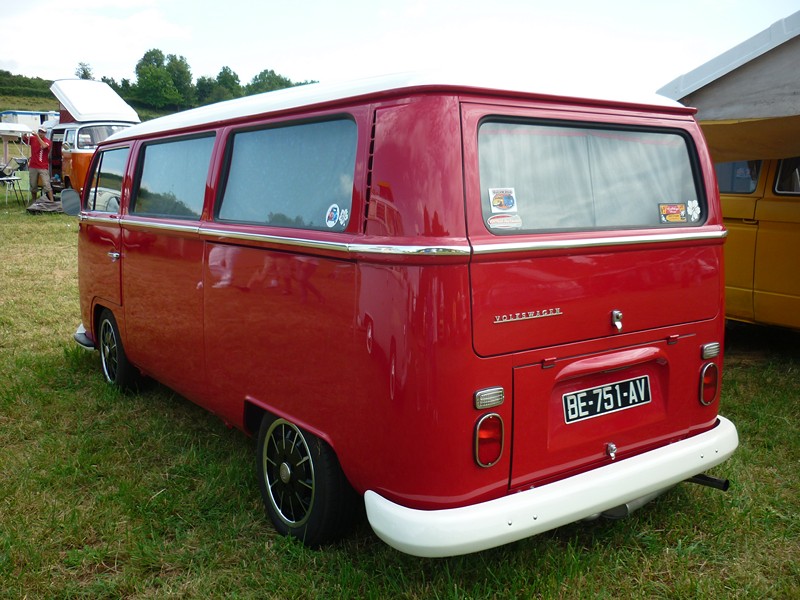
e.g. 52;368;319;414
77;125;129;149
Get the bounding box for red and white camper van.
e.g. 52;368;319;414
74;73;738;557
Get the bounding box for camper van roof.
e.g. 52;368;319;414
107;71;686;142
50;79;141;124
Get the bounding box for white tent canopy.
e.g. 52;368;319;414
0;122;32;165
659;10;800;162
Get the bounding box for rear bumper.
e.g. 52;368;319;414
365;415;738;557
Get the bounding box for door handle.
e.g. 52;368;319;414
107;251;121;262
742;219;758;225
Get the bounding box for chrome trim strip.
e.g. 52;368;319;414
199;227;472;257
201;227;351;253
472;230;727;254
356;243;470;256
123;219;201;235
79;214;118;225
81;217;725;258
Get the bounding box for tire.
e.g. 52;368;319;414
256;416;360;547
97;308;140;391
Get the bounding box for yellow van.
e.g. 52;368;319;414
717;157;800;329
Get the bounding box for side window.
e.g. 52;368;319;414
218;119;357;231
775;157;800;195
63;129;76;151
132;135;215;219
715;161;762;194
478;121;704;234
84;147;129;212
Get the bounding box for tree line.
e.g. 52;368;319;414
2;49;314;113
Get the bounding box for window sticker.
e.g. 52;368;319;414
687;200;701;222
324;205;349;228
488;188;518;214
487;214;523;230
326;204;341;228
658;203;687;224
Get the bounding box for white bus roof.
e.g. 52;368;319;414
108;71;685;142
50;79;141;124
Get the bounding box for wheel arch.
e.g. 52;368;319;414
243;396;337;450
91;300;123;341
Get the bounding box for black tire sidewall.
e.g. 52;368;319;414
256;415;357;547
98;308;138;391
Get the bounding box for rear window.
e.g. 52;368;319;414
478;121;703;234
715;160;761;194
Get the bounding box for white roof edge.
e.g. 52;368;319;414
50;79;141;124
658;9;800;100
108;70;685;143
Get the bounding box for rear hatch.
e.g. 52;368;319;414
461;100;725;488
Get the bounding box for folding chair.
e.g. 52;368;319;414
1;158;24;206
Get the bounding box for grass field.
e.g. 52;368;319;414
0;95;59;114
0;206;798;598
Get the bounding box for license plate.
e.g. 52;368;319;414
563;375;651;424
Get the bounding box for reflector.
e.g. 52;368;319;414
700;363;719;405
475;413;504;467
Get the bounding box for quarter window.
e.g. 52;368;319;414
478;121;703;234
84;147;129;213
775;157;800;195
64;129;76;151
218;119;357;231
132;135;215;219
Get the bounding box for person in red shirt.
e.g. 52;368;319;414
28;126;54;203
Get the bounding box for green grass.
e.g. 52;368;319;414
0;206;798;598
0;95;59;113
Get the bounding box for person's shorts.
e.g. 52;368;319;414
29;168;52;194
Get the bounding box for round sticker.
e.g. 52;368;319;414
325;204;340;228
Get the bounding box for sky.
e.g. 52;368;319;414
3;0;799;97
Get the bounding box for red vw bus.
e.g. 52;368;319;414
74;73;738;557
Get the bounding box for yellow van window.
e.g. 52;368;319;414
775;157;800;194
715;161;761;194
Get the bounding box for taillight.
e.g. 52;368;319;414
699;362;719;405
474;413;504;468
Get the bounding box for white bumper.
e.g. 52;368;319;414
365;416;738;557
